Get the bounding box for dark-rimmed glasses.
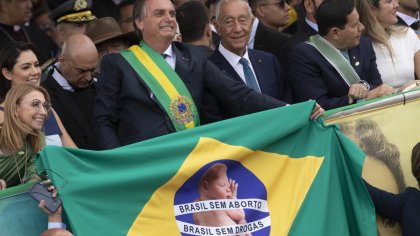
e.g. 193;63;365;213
259;0;288;8
19;99;52;113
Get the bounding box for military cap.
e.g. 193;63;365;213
49;0;96;24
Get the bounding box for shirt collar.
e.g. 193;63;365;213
52;62;75;92
219;43;250;68
396;11;419;26
305;17;319;32
162;44;174;58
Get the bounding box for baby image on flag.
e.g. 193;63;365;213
174;160;271;236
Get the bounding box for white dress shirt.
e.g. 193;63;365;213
218;43;261;90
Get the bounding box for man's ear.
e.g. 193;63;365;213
205;23;212;38
57;53;65;64
135;18;144;31
304;0;315;14
214;21;220;34
1;68;12;81
250;15;255;26
330;27;340;40
255;5;265;18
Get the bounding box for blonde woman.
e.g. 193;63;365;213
0;84;50;189
356;0;420;91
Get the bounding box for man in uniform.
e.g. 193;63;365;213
49;0;97;47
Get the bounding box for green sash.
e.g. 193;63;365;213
308;35;361;86
120;41;200;131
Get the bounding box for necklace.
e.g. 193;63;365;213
11;144;30;184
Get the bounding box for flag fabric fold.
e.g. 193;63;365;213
36;101;376;236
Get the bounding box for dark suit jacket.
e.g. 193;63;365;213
42;70;96;149
287;36;383;110
209;48;292;103
253;21;290;67
0;23;58;64
283;21;317;67
365;182;420;236
95;42;286;149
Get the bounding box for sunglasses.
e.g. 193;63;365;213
19;99;52;113
259;0;289;8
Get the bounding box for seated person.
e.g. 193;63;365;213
0;42;76;147
85;17;137;74
287;0;394;110
193;163;249;235
356;0;420;91
365;141;420;235
0;84;49;189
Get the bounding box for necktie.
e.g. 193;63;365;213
239;58;260;92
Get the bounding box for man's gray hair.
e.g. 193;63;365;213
132;0;148;38
215;0;253;22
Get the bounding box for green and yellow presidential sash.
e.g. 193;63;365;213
120;41;200;132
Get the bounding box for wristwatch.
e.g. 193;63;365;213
358;80;371;91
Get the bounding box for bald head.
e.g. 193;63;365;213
61;34;98;62
59;34;98;88
40;228;73;236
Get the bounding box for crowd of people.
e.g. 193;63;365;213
0;0;419;235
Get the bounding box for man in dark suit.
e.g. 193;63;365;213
209;0;292;117
42;34;97;149
283;0;322;63
396;0;420;30
247;0;291;31
247;0;291;67
94;0;324;150
0;0;58;64
288;0;394;110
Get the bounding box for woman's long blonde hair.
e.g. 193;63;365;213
356;0;407;59
0;84;50;153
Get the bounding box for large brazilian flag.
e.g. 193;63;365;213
36;101;376;236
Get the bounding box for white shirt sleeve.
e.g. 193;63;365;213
48;222;66;229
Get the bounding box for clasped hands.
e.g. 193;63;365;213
348;83;394;103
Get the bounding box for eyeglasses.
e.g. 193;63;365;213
259;0;288;8
19;99;52;113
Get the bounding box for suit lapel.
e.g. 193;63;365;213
248;50;266;93
211;49;243;82
173;43;192;84
253;22;266;50
348;47;362;75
